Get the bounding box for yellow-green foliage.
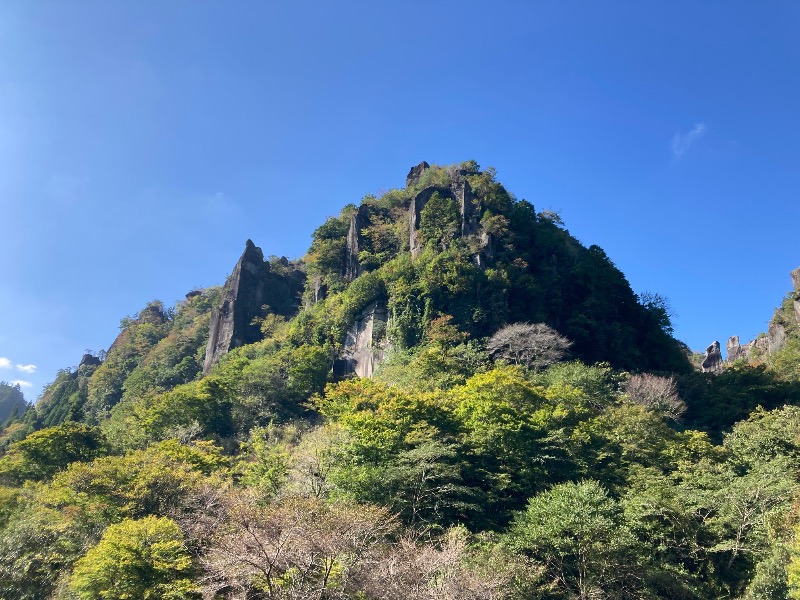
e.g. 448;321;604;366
70;515;196;600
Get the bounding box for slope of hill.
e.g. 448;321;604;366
1;162;800;599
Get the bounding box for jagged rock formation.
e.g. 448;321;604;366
725;266;800;365
727;335;768;363
701;341;724;373
203;240;304;373
406;161;430;187
333;301;390;378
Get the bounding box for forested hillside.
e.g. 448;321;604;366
2;162;800;599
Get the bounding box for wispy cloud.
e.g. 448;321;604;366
671;123;707;158
0;357;10;369
10;380;32;388
16;364;36;374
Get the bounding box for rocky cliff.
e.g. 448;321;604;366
407;164;486;259
203;240;304;373
722;266;800;366
701;341;723;373
332;301;390;378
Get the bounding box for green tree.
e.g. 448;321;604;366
505;479;643;599
419;192;459;249
0;422;108;483
70;516;196;600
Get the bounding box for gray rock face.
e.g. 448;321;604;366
726;336;744;362
333;301;390;378
451;175;479;238
406;161;430;187
727;335;769;363
768;321;788;354
203;240;304;373
311;275;327;304
343;205;369;282
701;341;724;373
791;267;800;294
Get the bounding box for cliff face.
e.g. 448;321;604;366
343;204;370;282
333;301;390;378
203;240;305;373
408;173;482;258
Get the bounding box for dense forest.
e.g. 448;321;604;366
2;162;800;599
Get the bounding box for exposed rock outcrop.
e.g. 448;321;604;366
333;301;390;378
406;161;430;187
725;266;800;366
78;354;102;369
408;171;483;259
727;267;800;363
137;303;167;325
727;335;768;363
203;240;304;373
791;267;800;294
768;321;788;354
343;205;369;282
701;341;723;373
311;275;327;304
409;186;450;256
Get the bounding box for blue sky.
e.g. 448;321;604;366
1;2;799;400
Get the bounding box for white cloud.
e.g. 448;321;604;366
16;364;36;374
10;380;32;388
0;357;11;369
671;123;707;158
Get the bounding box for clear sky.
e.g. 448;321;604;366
1;2;799;400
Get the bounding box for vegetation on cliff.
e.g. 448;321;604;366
2;162;800;599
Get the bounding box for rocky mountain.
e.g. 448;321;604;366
5;162;800;600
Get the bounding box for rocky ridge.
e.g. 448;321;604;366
705;266;800;370
203;240;304;373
